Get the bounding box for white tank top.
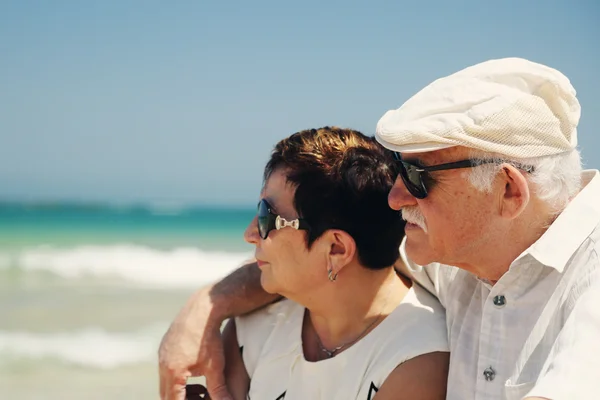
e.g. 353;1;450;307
235;285;448;400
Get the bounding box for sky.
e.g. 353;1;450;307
1;0;598;207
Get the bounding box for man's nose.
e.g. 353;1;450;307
388;175;418;210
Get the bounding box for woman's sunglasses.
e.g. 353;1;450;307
257;199;310;239
392;152;535;199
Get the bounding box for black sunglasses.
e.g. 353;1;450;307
257;199;310;239
392;152;535;199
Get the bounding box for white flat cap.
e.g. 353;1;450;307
375;58;580;158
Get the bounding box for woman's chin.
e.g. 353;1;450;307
260;274;278;294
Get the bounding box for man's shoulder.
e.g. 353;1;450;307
587;218;600;255
562;221;600;282
563;232;600;303
523;250;600;399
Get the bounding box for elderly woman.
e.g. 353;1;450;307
220;127;448;400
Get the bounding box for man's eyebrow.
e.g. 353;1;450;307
402;157;426;167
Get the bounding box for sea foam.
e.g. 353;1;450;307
2;244;253;289
0;325;164;369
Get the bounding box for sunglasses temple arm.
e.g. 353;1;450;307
298;220;310;231
421;160;481;172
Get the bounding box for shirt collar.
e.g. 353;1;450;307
516;170;600;272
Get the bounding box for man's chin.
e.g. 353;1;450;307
405;239;435;266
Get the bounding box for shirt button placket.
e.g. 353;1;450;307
475;292;506;398
483;296;504;387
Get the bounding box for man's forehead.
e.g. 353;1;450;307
400;146;471;164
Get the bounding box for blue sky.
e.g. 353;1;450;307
1;0;598;206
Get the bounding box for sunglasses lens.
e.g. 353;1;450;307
398;161;428;199
257;200;271;239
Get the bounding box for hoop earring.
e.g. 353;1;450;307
327;268;338;282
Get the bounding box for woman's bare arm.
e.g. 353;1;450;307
374;351;449;400
223;319;250;400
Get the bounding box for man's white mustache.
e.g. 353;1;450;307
401;207;428;232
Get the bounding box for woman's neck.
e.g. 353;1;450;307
302;267;410;361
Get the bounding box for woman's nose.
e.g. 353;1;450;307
244;215;260;245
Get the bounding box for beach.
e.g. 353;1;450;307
0;203;253;399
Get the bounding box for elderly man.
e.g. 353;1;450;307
159;58;600;400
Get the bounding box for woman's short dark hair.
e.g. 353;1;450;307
264;126;405;269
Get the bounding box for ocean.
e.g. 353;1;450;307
0;202;255;399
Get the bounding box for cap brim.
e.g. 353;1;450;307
375;136;457;154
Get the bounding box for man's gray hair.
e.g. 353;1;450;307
466;149;583;215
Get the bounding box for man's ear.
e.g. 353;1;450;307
498;164;530;219
324;230;356;277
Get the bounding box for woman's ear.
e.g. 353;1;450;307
497;164;530;219
324;230;356;279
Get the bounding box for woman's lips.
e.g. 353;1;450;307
256;260;268;268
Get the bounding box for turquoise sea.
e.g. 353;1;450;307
0;202;255;399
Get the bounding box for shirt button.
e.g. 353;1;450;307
493;295;506;308
483;366;496;381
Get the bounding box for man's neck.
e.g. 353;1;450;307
457;205;558;282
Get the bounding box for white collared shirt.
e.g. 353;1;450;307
404;170;600;400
